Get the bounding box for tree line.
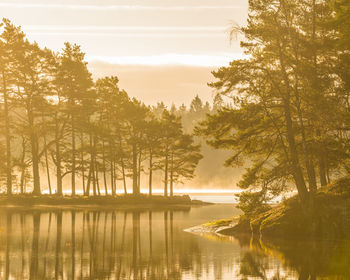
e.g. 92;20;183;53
0;19;202;197
196;0;350;213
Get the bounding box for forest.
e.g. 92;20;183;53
0;19;212;198
0;0;350;279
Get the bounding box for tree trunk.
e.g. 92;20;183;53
326;165;331;184
55;112;62;196
95;156;101;196
102;140;108;195
110;139;115;196
276;35;309;206
96;168;101;196
284;100;309;205
43;113;52;195
2;72;12;195
94;136;100;196
85;133;95;196
170;153;174;197
137;150;142;191
44;137;52;195
132;142;139;195
91;133;96;196
71;113;76;196
28;107;41;195
80;131;85;195
20;136;26;194
121;158;127;195
164;152;168;197
20;170;25;194
287;3;318;196
113;161;117;195
149;150;153;197
85;163;92;196
294;84;317;193
318;155;327;187
119;139;128;195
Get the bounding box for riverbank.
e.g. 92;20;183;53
0;193;211;209
195;177;350;240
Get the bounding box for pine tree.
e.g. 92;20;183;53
160;111;182;197
168;134;202;196
56;43;93;195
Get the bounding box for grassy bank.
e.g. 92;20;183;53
215;178;350;239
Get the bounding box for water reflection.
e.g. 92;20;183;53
0;206;348;279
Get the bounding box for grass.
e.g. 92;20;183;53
203;218;232;227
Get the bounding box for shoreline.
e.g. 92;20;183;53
0;194;212;209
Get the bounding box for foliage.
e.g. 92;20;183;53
0;18;203;197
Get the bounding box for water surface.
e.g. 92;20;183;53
0;204;349;279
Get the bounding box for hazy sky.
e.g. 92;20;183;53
1;0;248;105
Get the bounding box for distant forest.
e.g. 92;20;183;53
0;19;237;196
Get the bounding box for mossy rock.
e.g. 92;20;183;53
259;202;308;238
218;216;251;235
250;210;274;237
229;179;350;239
256;186;350;239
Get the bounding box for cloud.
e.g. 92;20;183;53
0;3;246;11
27;32;228;38
23;25;229;32
22;25;232;38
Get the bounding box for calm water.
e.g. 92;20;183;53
0;204;349;279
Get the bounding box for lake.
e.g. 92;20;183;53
0;203;349;279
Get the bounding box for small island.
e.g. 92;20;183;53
0;193;210;209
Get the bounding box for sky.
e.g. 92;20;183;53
0;0;248;106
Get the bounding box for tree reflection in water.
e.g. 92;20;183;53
234;234;350;280
0;208;348;279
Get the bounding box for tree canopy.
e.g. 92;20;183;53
0;18;203;197
196;0;350;211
